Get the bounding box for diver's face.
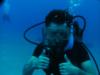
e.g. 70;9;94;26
45;23;70;46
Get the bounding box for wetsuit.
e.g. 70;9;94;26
32;41;90;75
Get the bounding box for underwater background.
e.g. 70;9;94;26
0;0;100;75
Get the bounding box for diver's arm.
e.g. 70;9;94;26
23;52;50;75
78;60;97;75
59;54;96;75
23;56;38;75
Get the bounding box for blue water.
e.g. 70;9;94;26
0;0;100;75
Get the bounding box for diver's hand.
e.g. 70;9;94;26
59;54;80;75
36;49;50;69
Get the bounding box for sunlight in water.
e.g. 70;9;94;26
68;0;81;14
70;0;81;7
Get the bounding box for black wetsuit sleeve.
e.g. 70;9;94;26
65;42;90;67
32;44;43;57
76;43;90;64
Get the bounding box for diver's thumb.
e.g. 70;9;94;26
41;49;46;56
64;54;71;63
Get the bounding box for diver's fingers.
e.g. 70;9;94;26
38;63;49;69
39;56;50;62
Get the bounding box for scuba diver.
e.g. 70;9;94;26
23;10;97;75
0;0;10;22
23;10;96;75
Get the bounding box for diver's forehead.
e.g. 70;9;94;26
47;23;67;31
